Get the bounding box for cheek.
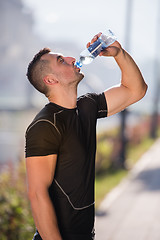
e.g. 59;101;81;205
62;69;75;80
57;71;75;85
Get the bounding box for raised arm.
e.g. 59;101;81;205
103;41;147;116
87;33;148;116
26;154;62;240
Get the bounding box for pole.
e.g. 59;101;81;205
150;0;160;138
117;0;133;168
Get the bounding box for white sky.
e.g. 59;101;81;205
20;0;160;112
22;0;159;62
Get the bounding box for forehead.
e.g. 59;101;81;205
41;52;63;63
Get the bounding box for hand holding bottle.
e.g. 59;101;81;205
75;29;117;68
87;32;122;58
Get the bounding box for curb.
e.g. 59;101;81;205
97;138;160;212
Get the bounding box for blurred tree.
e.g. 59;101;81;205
150;0;160;139
0;0;42;110
0;160;35;240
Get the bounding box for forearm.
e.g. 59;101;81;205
103;45;148;116
114;48;147;98
30;190;62;240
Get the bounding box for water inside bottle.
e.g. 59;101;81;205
75;48;95;68
80;55;94;64
75;29;117;68
75;55;94;68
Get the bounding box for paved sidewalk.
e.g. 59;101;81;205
95;138;160;240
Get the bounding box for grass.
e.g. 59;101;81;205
95;129;159;208
127;137;155;167
95;168;127;207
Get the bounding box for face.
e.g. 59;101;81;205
42;52;84;87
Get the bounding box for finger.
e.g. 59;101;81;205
97;32;102;38
86;42;90;48
91;36;98;44
86;32;102;48
99;49;109;56
91;32;102;44
99;51;103;56
99;46;114;56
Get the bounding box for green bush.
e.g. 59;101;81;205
0;160;35;240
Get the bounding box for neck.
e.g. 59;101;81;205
48;87;78;109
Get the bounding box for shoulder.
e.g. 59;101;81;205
25;103;64;137
77;92;108;118
77;93;97;104
78;92;105;103
77;92;107;109
25;104;63;157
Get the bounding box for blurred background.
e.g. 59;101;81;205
0;0;160;239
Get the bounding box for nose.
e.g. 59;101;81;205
65;56;76;65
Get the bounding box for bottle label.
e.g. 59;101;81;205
88;38;105;58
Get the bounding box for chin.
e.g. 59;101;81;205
78;73;84;83
80;72;85;79
73;72;84;86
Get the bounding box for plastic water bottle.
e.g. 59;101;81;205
75;29;117;68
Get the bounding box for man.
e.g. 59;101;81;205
25;33;147;240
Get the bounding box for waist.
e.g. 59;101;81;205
62;232;95;240
33;230;95;240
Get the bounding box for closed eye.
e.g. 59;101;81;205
57;55;64;63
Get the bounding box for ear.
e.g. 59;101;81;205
43;74;58;85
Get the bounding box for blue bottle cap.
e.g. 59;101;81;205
75;60;82;68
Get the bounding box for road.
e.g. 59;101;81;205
95;138;160;240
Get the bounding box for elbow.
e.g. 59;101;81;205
27;187;49;205
27;188;41;203
28;190;42;210
27;189;37;203
140;82;148;99
135;82;148;102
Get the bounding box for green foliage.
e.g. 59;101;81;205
0;160;35;240
96;128;119;174
95;118;160;208
95;168;127;207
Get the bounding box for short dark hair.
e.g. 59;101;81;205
26;47;51;95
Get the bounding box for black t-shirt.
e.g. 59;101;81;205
25;92;108;240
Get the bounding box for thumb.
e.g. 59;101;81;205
99;48;111;56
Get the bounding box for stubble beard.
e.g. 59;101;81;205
76;72;84;84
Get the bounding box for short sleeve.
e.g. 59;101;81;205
85;92;108;119
25;120;61;158
95;92;108;118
